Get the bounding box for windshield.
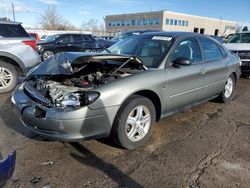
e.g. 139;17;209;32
108;35;173;68
44;34;61;43
227;33;250;43
112;31;139;41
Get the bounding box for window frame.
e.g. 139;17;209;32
197;36;227;63
166;37;203;66
166;18;169;25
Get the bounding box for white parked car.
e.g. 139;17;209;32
224;32;250;78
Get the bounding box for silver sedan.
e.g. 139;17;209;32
12;32;241;149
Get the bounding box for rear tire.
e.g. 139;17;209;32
219;74;235;103
111;95;156;149
0;61;18;94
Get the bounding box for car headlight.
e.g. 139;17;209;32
58;91;100;108
84;91;100;105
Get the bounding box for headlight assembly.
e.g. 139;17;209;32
57;91;100;108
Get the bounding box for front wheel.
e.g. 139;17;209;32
219;74;235;103
42;50;54;61
111;95;156;149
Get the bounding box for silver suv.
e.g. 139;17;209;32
0;21;41;93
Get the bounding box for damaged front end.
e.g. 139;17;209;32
24;52;147;108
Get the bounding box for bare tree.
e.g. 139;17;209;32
39;6;76;30
81;18;101;32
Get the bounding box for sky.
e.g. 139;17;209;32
0;0;249;28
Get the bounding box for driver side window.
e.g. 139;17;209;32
171;38;202;64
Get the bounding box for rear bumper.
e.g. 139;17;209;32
11;86;119;142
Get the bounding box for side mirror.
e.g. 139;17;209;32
173;57;191;68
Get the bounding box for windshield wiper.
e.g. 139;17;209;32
86;35;111;54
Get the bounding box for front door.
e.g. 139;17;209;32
163;37;207;113
55;34;73;53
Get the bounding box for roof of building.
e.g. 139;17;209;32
106;10;237;24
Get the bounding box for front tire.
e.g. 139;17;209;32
219;74;235;103
111;95;156;149
42;50;54;61
0;61;18;94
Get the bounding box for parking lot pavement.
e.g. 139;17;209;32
0;79;250;188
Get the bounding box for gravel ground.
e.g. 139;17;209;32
0;78;249;188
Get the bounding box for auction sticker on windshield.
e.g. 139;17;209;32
152;36;172;41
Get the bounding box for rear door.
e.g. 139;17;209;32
81;35;95;51
164;37;207;112
71;34;84;52
198;37;229;97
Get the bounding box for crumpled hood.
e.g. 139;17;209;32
28;52;147;76
223;43;250;51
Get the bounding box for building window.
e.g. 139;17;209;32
186;21;189;27
131;20;136;26
108;22;112;27
112;21;116;26
182;20;185;26
178;20;181;26
166;18;169;25
154;18;160;25
121;20;125;26
225;26;236;30
136;20;141;26
116;21;121;26
125;20;130;26
143;19;147;25
170;19;173;25
148;19;153;25
174;19;177;25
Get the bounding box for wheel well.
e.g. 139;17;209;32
232;72;237;83
134;90;162;121
0;56;23;76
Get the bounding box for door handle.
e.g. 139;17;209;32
200;69;207;75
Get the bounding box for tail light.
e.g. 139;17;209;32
22;40;37;51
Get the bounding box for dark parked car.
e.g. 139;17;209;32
12;32;240;149
37;33;96;61
96;30;163;49
209;35;225;43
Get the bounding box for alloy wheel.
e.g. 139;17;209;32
224;77;233;98
43;51;54;60
0;67;13;89
125;105;151;142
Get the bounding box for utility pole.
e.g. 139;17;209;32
12;2;15;21
4;0;9;19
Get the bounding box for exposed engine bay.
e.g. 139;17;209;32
24;58;145;108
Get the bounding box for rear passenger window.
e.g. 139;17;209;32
199;37;224;61
72;35;82;42
58;35;72;43
82;35;91;41
0;24;29;37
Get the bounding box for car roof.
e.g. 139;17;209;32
141;31;205;38
0;21;22;25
